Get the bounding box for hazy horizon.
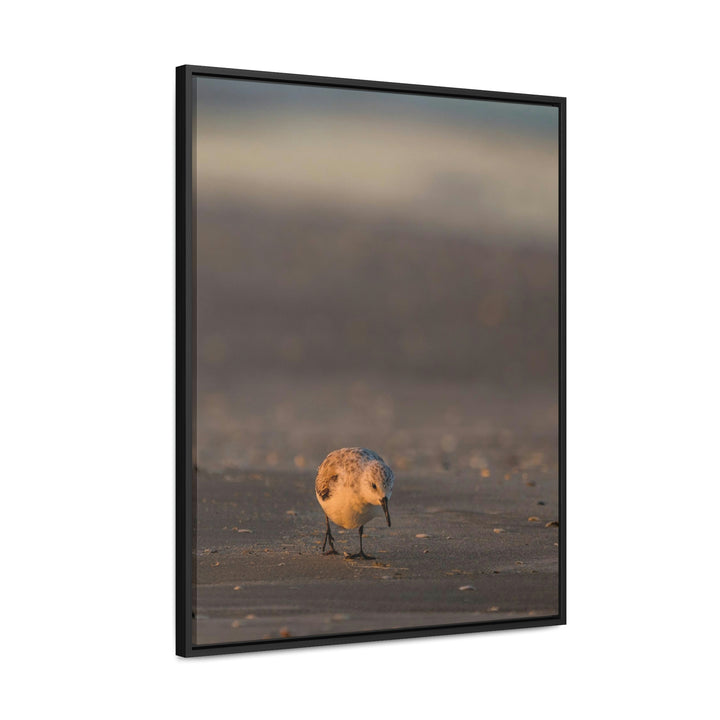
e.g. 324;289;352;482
193;76;559;472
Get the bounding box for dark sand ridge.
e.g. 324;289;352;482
193;460;559;646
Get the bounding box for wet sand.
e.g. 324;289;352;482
193;464;559;646
191;198;561;648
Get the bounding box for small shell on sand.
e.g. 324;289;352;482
528;516;541;522
493;528;505;533
546;520;560;528
458;585;476;591
415;533;431;538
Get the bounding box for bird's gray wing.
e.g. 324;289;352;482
316;468;338;501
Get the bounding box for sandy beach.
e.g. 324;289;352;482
193;457;559;646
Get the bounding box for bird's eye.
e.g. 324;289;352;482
372;483;377;490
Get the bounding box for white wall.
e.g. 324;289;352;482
3;2;718;718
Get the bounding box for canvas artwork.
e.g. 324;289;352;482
176;65;565;656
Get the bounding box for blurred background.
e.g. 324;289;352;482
194;76;559;477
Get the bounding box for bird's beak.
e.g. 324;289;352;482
380;497;391;527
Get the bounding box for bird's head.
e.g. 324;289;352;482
361;462;394;526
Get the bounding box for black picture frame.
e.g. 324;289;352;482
176;64;566;657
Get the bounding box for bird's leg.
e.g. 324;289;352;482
322;515;339;555
346;525;375;560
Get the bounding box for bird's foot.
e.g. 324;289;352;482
321;531;337;554
344;551;376;561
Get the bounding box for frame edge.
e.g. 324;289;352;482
176;64;193;658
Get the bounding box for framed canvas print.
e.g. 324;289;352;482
176;64;566;657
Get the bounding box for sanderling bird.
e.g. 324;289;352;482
315;447;394;560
